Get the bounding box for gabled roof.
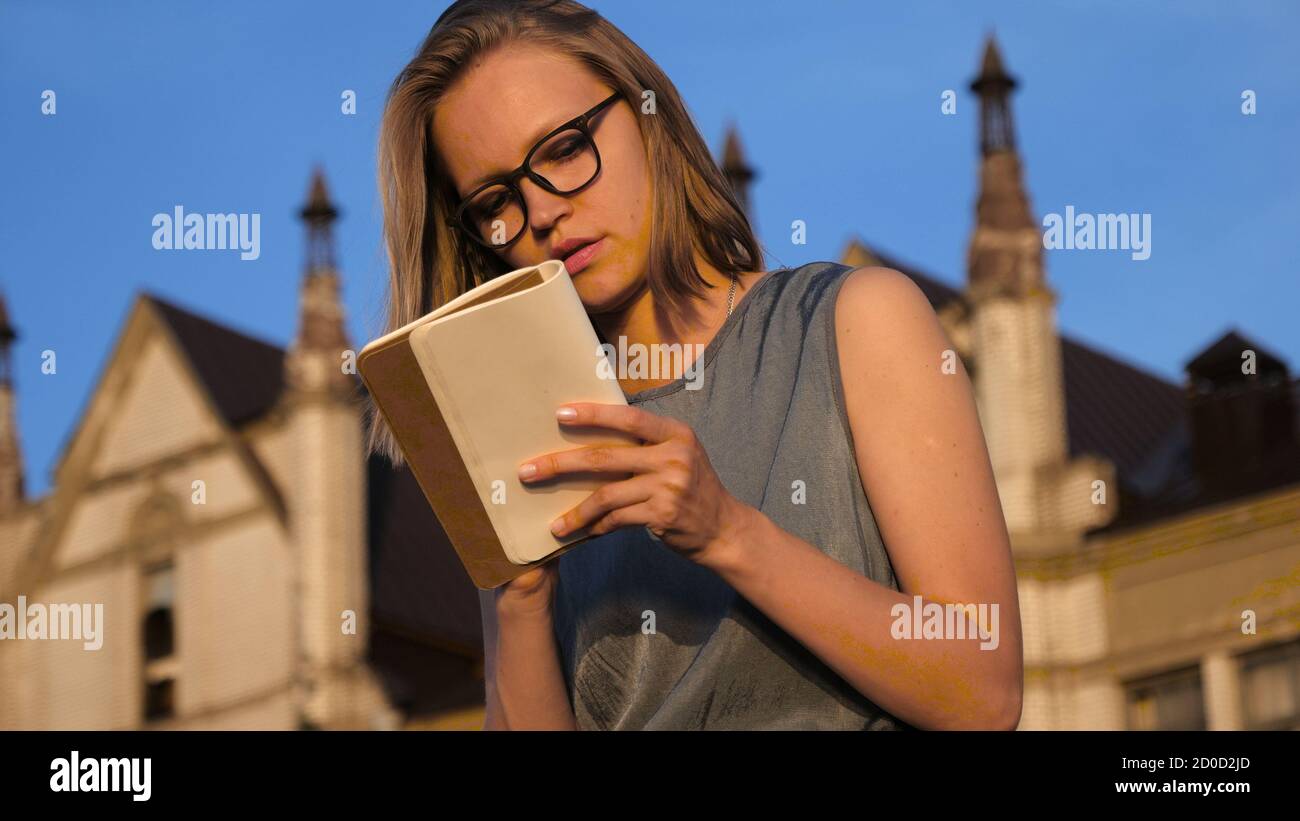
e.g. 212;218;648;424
23;291;293;609
146;295;286;427
144;291;483;714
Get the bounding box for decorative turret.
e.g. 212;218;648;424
967;36;1045;301
285;168;353;398
962;38;1113;544
720;124;756;220
0;290;24;516
281;169;394;728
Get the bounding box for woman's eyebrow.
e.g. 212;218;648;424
463;109;573;190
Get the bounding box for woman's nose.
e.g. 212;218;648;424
519;176;572;232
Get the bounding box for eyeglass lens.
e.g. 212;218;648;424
462;128;599;247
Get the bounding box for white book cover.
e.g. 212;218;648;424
405;259;636;565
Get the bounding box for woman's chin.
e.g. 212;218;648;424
569;252;646;315
572;272;623;312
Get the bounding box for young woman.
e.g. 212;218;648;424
369;0;1023;730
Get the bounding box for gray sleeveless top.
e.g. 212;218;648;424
552;261;911;730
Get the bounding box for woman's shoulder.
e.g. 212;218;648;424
759;259;854;296
739;263;940;386
749;260;919;328
773;261;934;315
718;261;934;378
760;259;919;300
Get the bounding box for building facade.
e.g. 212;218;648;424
0;173;485;730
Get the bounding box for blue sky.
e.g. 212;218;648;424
2;0;1297;497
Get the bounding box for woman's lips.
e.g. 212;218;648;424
561;237;605;274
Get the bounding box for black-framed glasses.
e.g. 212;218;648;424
446;90;622;249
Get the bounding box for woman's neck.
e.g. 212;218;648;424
591;257;759;395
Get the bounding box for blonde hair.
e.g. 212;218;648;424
367;0;763;466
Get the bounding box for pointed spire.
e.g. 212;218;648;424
966;36;1046;299
970;34;1018;157
974;36;1014;89
0;287;24;514
286;168;352;396
720;124;756;219
300;166;340;275
0;290;16;387
721;125;748;171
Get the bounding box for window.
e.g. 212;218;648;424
144;605;173;660
1241;638;1300;730
1126;666;1205;730
142;562;177;723
144;679;175;722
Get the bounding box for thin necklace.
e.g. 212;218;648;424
726;271;737;318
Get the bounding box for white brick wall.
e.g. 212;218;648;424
57;482;149;571
178;514;293;718
159;452;262;523
7;565;138;729
92;338;222;477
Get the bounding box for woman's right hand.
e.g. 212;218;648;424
495;562;559;619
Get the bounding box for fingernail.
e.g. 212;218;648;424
550;517;566;535
556;406;577;421
518;462;537;480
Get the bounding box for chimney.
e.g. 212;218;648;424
1184;330;1300;496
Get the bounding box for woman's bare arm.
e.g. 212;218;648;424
478;589;508;729
478;586;577;730
700;266;1023;729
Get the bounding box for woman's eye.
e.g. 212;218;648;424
549;137;583;162
472;192;509;218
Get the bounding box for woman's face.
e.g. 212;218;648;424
431;45;653;313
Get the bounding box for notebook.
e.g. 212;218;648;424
357;259;638;589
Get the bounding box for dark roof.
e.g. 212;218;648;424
1093;381;1300;533
144;291;483;717
1059;336;1185;478
147;294;286;427
1186;328;1288;380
